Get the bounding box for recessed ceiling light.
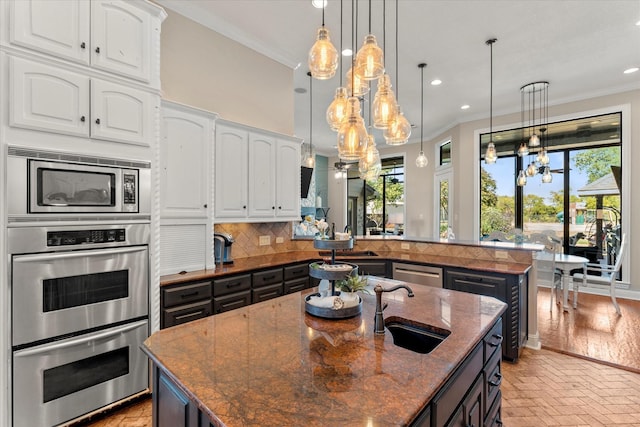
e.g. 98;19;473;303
312;0;327;8
636;19;640;26
342;48;353;56
623;67;639;74
431;79;442;86
461;105;470;110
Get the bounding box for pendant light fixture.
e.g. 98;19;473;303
304;71;315;168
415;63;428;168
337;0;368;161
326;0;348;131
354;0;384;81
308;1;339;80
517;81;551;186
484;38;497;164
384;0;411;145
359;87;382;180
372;0;397;129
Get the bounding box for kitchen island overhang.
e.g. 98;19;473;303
143;280;506;426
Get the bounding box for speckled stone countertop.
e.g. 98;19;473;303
143;281;507;426
160;250;531;286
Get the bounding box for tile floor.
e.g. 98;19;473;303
79;290;640;426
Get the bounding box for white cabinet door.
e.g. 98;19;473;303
91;79;152;145
276;138;301;219
9;56;90;137
215;124;249;219
10;0;91;65
91;0;151;82
248;133;276;218
160;105;212;219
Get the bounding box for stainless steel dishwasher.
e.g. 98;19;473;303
392;262;443;287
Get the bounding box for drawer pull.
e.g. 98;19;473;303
180;291;200;299
175;310;205;321
292;269;303;275
262;275;276;281
489;372;502;387
226;282;242;288
488;334;503;347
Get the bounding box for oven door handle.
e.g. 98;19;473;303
15;246;146;262
14;320;148;357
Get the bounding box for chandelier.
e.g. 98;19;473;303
517;81;551;186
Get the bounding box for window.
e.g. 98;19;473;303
480;112;622;272
439;140;451;166
347;156;404;236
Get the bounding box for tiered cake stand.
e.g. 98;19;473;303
305;238;362;319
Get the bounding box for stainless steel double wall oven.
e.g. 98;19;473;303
7;147;151;426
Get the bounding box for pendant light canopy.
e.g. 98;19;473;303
415;63;428;168
308;5;338;80
484;38;497;164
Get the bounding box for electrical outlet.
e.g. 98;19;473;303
401;243;410;250
259;235;271;246
276;237;284;244
495;250;509;259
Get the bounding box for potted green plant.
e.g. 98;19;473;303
337;275;371;305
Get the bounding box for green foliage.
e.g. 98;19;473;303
480;167;498;208
337;275;371;294
573;147;620;182
480;207;512;235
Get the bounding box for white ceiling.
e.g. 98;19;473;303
157;0;640;155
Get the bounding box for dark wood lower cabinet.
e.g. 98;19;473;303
444;268;527;362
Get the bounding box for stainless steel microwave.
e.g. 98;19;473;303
8;146;150;218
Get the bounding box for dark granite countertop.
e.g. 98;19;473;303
160;250;531;287
143;281;507;426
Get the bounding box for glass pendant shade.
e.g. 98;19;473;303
308;26;339;80
517;170;527;186
384;106;411;145
354;34;384;81
326;87;349;131
526;161;538;177
372;74;398;129
415;151;428;168
359;135;382;180
337;97;368;161
541;166;553;183
536;149;549;165
485;142;497;164
346;66;369;97
529;133;540;147
517;141;529;157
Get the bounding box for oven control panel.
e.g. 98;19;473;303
47;229;126;246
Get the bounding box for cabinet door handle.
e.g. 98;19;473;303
489;372;502;387
272;206;275;210
80;42;86;49
203;204;207;208
278;206;282;210
95;118;101;125
243;205;246;209
80;116;86;122
95;46;100;53
488;334;503;347
180;291;200;299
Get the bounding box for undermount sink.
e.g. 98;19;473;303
318;250;378;257
385;318;450;354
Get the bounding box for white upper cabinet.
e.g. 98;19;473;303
214;120;301;223
214;123;249;219
9;0;155;83
10;56;152;145
160;102;213;219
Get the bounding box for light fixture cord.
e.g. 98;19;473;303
309;71;313;157
420;64;424;152
339;0;343;85
395;0;399;100
351;0;356;95
489;41;493;138
322;3;325;27
368;0;372;33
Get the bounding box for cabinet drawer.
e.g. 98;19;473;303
353;261;388;277
163;281;212;308
163;300;212;328
284;263;309;281
484;390;502;427
213;274;251;297
213;291;251;314
252;268;283;288
446;270;506;299
252;283;283;303
484;318;503;362
484;349;502;415
284;277;309;294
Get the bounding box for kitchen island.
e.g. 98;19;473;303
143;279;506;426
